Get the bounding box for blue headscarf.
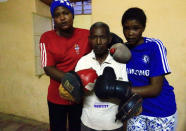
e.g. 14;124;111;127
50;0;74;17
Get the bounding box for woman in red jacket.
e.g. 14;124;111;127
39;0;91;130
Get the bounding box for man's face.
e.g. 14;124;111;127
53;6;73;31
89;27;111;56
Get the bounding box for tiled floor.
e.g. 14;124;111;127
0;112;49;131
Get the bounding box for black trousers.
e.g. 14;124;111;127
48;101;82;131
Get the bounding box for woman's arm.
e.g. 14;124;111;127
131;75;164;97
44;66;65;82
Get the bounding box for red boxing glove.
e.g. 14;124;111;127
110;48;116;55
77;68;98;92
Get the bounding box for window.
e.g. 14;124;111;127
33;13;53;77
40;0;92;15
71;0;91;15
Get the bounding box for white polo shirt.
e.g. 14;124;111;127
75;51;128;130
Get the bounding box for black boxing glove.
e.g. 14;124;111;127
94;67;132;100
116;94;143;122
94;67;143;122
61;71;83;103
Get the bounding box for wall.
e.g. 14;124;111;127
92;0;186;130
0;0;185;130
0;0;50;122
74;15;92;29
35;0;51;17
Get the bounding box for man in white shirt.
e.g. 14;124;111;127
75;22;129;131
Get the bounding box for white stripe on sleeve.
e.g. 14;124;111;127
43;43;47;67
147;38;171;73
156;39;171;72
40;43;47;67
40;43;44;67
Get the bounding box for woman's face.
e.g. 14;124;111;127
123;19;145;46
53;6;73;31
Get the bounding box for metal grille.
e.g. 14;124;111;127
71;0;91;15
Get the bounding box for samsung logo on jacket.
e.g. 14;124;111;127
127;68;150;76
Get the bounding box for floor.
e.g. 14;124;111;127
0;112;49;131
